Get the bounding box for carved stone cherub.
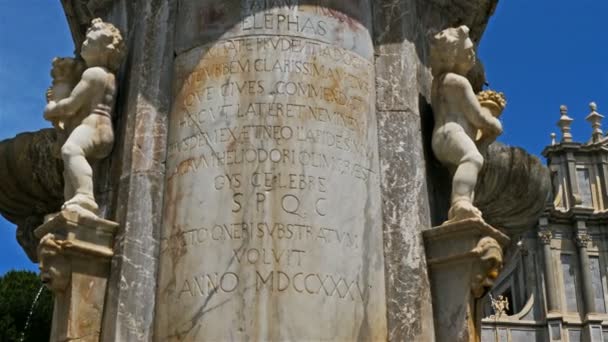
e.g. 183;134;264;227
430;26;504;223
43;18;124;215
490;295;510;317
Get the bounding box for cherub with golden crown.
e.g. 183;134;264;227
43;18;125;215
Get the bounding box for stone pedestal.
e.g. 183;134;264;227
423;218;510;342
35;209;118;342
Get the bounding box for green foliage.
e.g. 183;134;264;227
0;270;53;342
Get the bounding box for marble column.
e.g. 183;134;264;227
575;231;596;315
538;216;563;342
154;1;386;340
538;219;559;313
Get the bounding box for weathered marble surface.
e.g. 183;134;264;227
155;1;386;340
99;1;175;341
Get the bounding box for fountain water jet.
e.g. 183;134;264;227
19;285;45;342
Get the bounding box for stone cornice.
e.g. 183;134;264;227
543;140;608;158
542;207;608;225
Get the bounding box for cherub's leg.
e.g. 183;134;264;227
60;125;98;213
433;129;484;222
62;170;75;202
448;149;483;221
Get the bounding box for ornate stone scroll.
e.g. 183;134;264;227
155;1;386;340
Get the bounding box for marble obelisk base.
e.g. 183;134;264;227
35;209;118;342
423;218;510;342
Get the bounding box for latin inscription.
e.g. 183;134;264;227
177;271;365;301
157;2;385;339
163;30;374;274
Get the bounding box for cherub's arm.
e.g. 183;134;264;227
443;73;501;135
44;68;100;120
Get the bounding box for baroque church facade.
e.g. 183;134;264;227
482;103;608;342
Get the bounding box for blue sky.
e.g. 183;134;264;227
0;2;73;274
480;0;608;154
0;2;606;275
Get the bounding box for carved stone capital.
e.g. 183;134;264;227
538;230;553;244
471;236;504;298
575;233;591;248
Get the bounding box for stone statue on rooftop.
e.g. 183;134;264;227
430;25;505;223
43;18;124;216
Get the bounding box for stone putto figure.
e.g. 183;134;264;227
430;25;505;223
43;18;125;216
